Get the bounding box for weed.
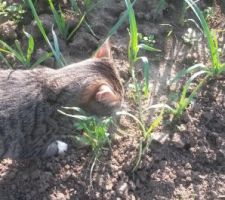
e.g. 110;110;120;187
139;33;156;47
0;31;52;68
58;107;112;186
0;1;25;23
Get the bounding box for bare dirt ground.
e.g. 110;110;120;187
0;0;225;199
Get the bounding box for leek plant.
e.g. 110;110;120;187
172;0;225;117
0;31;52;68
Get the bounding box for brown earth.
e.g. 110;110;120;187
0;0;225;199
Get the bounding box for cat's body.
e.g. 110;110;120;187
0;41;123;159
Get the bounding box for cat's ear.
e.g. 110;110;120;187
94;38;112;59
95;84;118;104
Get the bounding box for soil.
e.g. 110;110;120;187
0;0;225;199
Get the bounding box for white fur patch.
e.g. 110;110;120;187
56;140;68;154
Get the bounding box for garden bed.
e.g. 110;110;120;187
0;0;225;199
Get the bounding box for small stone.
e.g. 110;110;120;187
151;132;169;144
131;194;136;200
55;192;65;200
186;176;192;182
184;163;192;170
65;164;70;170
198;174;207;180
116;182;128;196
171;133;185;148
0;21;17;40
177;124;186;132
105;180;113;191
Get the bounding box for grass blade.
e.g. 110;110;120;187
26;0;65;67
52;27;66;66
138;43;161;52
184;0;220;72
67;13;86;40
0;52;12;68
138;56;150;96
125;0;138;65
24;31;34;64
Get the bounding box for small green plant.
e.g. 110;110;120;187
170;0;225;117
185;0;225;75
58;107;112;185
0;31;52;68
125;0;161;100
0;1;25;23
48;0;85;41
171;66;209;117
26;0;66;67
116;103;173;171
123;0;167;170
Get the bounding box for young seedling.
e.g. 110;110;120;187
58;107;112;186
0;31;52;68
185;0;225;75
125;0;161;100
172;68;209;117
123;0;169;170
170;0;225;118
116;103;173;171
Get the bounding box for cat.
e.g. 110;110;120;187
0;39;124;159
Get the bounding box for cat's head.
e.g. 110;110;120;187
81;39;124;116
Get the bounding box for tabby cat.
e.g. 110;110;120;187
0;39;123;159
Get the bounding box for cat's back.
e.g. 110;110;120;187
0;69;46;116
